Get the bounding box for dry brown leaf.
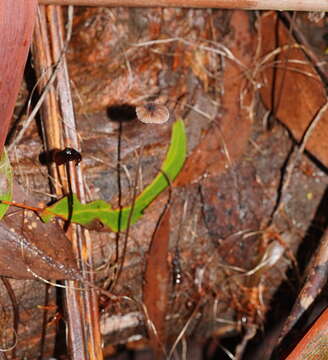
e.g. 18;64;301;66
0;183;79;280
259;11;328;167
143;207;171;358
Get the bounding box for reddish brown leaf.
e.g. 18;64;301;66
143;207;171;358
0;0;37;151
259;12;328;167
0;183;80;280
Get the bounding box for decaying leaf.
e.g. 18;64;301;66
143;207;171;358
259;11;328;167
0;183;79;280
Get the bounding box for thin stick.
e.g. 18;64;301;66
38;0;328;11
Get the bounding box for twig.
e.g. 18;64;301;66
38;0;328;12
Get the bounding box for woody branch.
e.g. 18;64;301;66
38;0;328;12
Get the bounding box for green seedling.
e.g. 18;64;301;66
35;119;186;231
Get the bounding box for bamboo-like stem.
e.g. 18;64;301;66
38;0;328;11
32;5;103;359
32;6;86;359
31;6;64;196
47;5;103;359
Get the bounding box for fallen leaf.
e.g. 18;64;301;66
259;11;328;167
0;183;80;280
143;207;171;358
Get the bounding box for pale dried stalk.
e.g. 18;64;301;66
31;6;64;195
33;5;103;359
32;6;86;359
47;5;103;360
38;0;328;12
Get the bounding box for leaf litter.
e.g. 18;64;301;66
4;7;328;359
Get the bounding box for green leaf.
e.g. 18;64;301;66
41;119;186;231
0;149;13;220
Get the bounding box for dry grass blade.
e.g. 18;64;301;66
168;299;203;359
